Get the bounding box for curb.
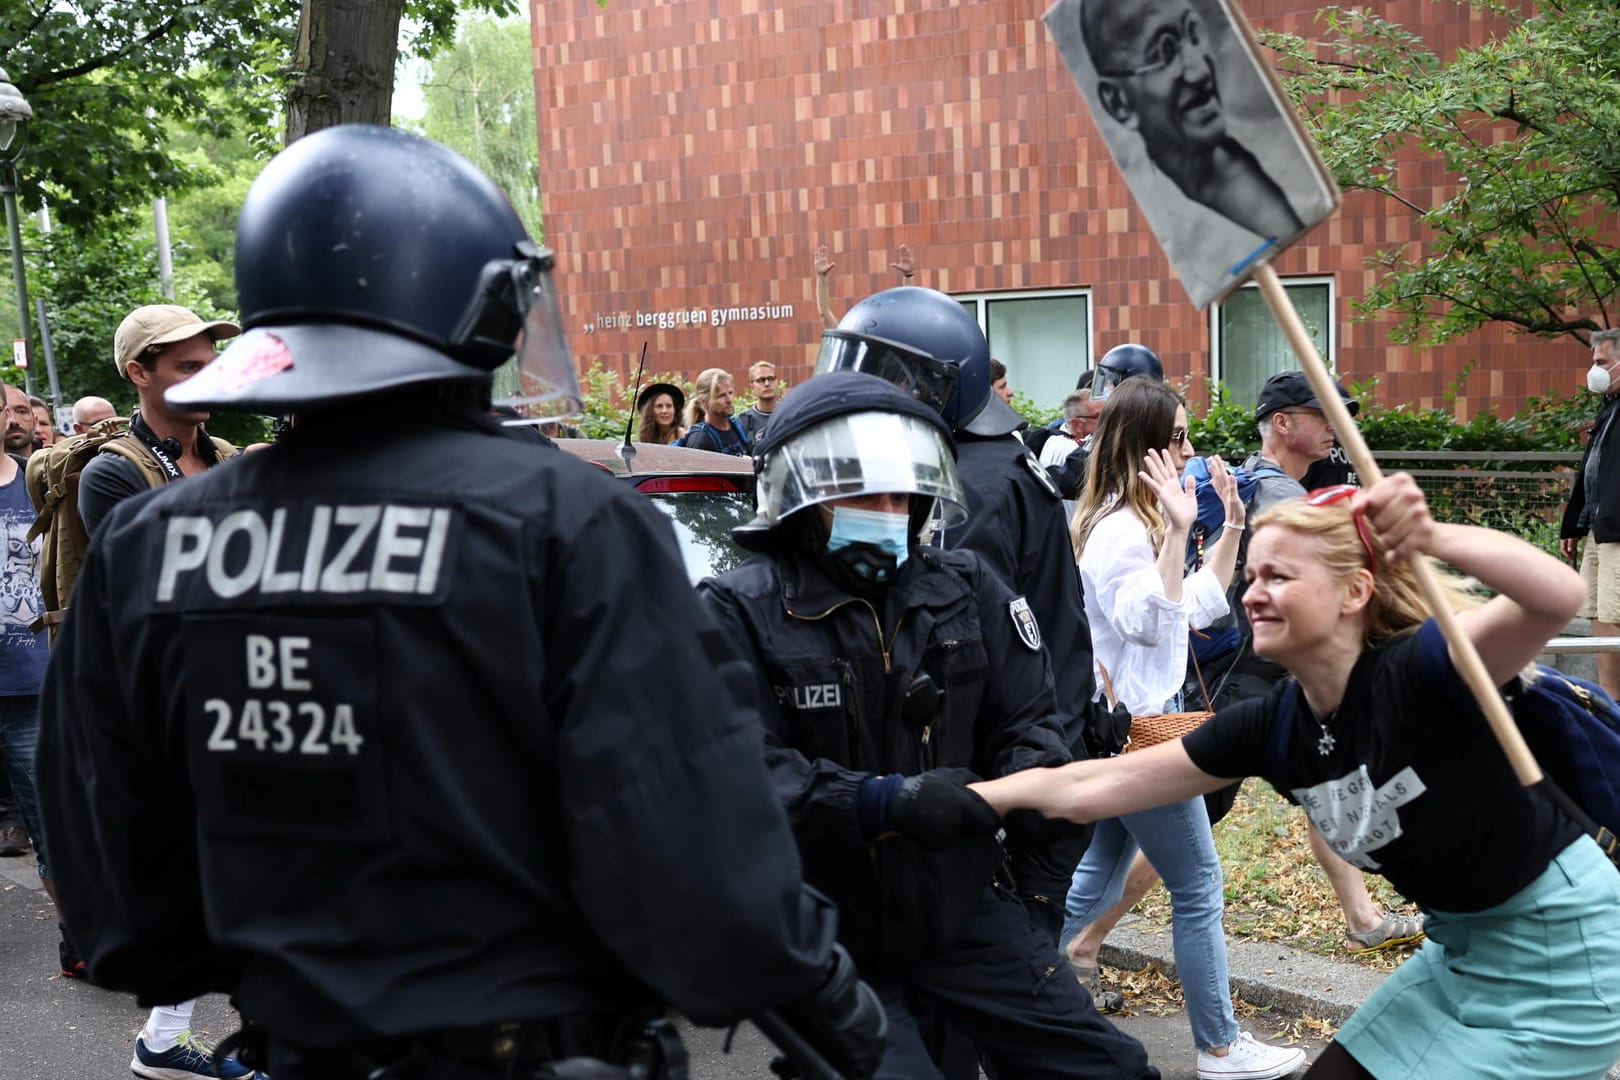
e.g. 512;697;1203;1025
1099;914;1620;1080
1097;914;1385;1025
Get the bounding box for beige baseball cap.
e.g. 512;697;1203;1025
113;304;240;380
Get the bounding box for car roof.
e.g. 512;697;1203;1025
554;438;754;480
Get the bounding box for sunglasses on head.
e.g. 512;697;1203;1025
1304;484;1378;572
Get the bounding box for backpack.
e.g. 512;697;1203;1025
25;420;236;641
1269;665;1620;870
1504;665;1620;868
1182;456;1287;661
678;420;750;456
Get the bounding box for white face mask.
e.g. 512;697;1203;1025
1589;362;1612;395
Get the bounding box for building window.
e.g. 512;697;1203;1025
955;290;1091;413
1210;277;1334;407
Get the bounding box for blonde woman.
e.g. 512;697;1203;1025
976;474;1620;1080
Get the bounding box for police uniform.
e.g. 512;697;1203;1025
36;125;885;1080
816;288;1100;945
699;371;1156;1080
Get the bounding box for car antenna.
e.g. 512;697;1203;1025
618;340;649;472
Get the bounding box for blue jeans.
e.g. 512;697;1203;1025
0;693;45;878
1060;796;1236;1051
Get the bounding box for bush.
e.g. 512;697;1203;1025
1188;375;1595;460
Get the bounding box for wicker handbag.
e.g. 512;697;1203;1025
1097;654;1216;754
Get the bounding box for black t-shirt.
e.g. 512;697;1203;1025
1183;619;1580;912
682;421;749;456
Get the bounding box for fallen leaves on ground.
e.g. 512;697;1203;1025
1133;782;1421;974
1099;782;1424;1037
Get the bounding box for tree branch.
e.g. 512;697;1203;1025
25;7;197;90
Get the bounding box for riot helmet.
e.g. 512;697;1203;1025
1094;343;1164;402
167;125;580;417
815;286;1022;436
737;372;967;567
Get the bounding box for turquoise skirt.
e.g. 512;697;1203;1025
1337;837;1620;1080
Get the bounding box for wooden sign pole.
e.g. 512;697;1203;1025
1252;263;1542;786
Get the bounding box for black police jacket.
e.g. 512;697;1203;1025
697;544;1070;973
36;401;839;1047
946;433;1096;749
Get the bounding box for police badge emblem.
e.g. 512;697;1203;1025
1009;596;1042;652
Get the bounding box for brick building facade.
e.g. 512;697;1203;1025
529;0;1600;419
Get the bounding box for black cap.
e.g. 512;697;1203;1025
636;381;686;416
1255;371;1359;422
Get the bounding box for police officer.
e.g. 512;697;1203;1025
816;288;1099;941
1092;343;1164;402
1049;344;1167;500
36;126;884;1080
697;371;1156;1080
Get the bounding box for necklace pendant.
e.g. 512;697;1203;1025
1316;730;1336;756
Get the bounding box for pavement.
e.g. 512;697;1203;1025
1098;910;1620;1080
6;842;1618;1078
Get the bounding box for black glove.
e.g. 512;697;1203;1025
887;769;1001;849
772;943;887;1079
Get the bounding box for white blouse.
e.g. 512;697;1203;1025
1079;509;1229;715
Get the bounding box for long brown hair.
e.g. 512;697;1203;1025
1250;499;1479;646
1070;378;1186;559
637;394;683;444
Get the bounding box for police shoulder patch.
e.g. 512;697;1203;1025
1023;450;1060;499
1009;596;1042;652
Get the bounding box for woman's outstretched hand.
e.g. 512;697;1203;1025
1141;447;1196;533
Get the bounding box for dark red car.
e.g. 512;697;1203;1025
556;439;756;581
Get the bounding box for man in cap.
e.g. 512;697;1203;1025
699;369;1156;1079
38;125;884;1080
77;304;240;538
63;306;251;1076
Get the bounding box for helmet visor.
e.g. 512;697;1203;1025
488;250;583;423
757;410;967;527
815;331;958;417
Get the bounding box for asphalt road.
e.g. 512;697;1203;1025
1;851;1324;1079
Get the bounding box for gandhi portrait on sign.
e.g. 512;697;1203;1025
1045;0;1338;308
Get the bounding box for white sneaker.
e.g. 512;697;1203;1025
1196;1031;1307;1080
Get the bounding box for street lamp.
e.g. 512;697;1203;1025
0;67;36;399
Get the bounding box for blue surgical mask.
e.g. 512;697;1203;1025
826;506;910;569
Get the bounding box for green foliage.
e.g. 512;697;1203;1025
401;0;522;58
1182;380;1261;461
1187;375;1588;557
1010;390;1060;429
1;4;291;229
1263;0;1620;343
575;362;695;442
416;14;541;239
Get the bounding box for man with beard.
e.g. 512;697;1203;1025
2;386;35;458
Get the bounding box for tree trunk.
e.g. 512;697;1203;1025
285;0;404;144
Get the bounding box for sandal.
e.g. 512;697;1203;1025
1066;959;1125;1013
1344;912;1425;954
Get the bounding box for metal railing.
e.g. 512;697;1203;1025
1544;637;1620;655
1368;450;1577;549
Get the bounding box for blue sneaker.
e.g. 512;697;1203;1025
130;1031;264;1080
